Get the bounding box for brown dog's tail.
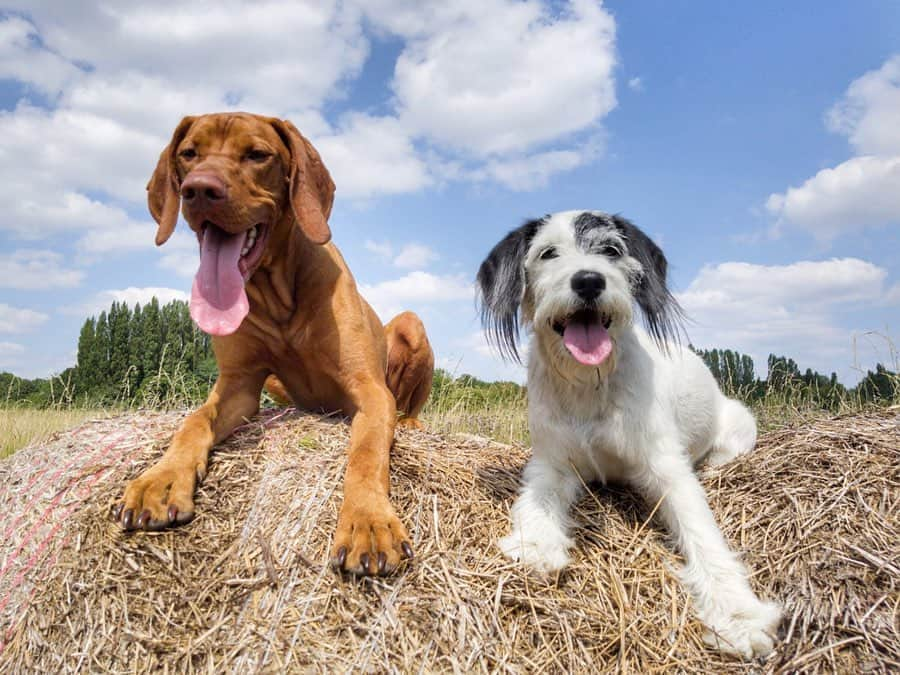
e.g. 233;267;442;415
384;312;434;428
264;375;293;407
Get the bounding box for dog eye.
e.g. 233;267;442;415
179;148;197;160
539;247;558;260
246;149;272;162
600;245;622;259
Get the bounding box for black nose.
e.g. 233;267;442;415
571;270;606;301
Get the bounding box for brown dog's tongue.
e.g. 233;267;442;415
189;225;249;336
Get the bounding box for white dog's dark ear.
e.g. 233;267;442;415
476;219;543;362
613;215;684;346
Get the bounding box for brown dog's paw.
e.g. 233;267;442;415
396;417;424;431
112;461;201;531
331;495;413;576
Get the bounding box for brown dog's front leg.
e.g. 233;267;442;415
332;382;413;575
114;372;266;531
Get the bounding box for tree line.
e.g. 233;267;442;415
1;297;897;409
2;298;217;407
691;347;896;409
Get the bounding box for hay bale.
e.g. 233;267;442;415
0;407;897;673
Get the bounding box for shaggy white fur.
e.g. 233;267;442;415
479;211;782;660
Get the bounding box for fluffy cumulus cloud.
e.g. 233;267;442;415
314;114;432;198
678;258;895;378
0;0;618;240
359;271;472;321
767;55;900;242
0;250;84;290
478;148;589;191
765;156;900;241
826;54;900;156
0;15;81;95
0;304;49;333
379;0;617;156
393;243;439;269
362;240;439;269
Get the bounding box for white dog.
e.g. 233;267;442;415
476;211;781;659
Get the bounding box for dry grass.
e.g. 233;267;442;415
0;407;108;459
0;406;897;673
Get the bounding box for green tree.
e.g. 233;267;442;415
140;298;162;383
108;301;132;395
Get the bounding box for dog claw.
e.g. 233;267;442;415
377;552;387;574
167;505;178;523
359;552;370;574
401;542;414;559
334;546;347;568
137;509;152;530
122;508;134;530
111;503;123;521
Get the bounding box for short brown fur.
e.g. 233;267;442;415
115;112;434;576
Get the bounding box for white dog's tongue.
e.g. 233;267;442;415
189;226;249;336
563;320;612;366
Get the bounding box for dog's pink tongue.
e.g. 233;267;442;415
190;226;249;336
563;320;612;366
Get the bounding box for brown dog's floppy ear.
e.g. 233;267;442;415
147;116;195;246
270;119;334;245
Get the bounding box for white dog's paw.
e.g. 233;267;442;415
499;530;572;573
700;596;782;659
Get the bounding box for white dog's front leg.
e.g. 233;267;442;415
500;457;582;573
633;451;781;659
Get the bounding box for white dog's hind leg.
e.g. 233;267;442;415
706;398;758;467
634;450;781;659
500;458;582;573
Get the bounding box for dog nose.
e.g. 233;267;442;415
181;172;227;203
571;270;606;301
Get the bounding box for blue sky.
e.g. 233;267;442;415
1;0;898;385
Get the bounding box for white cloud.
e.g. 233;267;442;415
314;113;432;198
364;240;394;260
767;55;900;242
0;3;370;253
478;147;588;191
66;286;189;318
0;304;49;333
826;54;900;156
0;15;81;96
382;0;617;156
362;239;439;269
359;271;472;320
393;243;438;269
0;250;84;290
627;76;643;92
6;2;368;114
765;156;900;241
0;0;620;257
0;342;26;369
678;258;895;379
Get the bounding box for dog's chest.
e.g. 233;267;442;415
530;379;635;482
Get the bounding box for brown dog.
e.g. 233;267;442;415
112;112;434;576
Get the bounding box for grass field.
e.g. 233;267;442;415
0;408;107;459
3;385;895;459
